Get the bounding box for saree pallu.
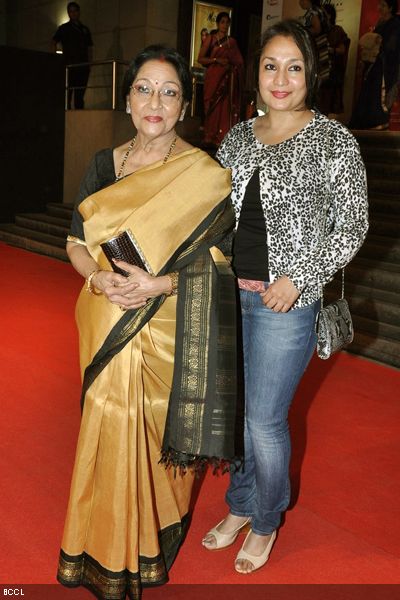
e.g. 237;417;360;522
57;149;236;600
203;39;243;146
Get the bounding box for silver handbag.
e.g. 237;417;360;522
315;274;354;360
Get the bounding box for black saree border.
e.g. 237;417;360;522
160;200;239;468
57;515;189;600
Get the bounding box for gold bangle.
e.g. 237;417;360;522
86;269;102;295
167;272;179;296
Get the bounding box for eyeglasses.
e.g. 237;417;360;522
130;83;182;104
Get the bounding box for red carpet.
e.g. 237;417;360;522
1;242;399;594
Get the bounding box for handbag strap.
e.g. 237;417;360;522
320;123;345;310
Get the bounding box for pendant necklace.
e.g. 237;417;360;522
216;34;229;48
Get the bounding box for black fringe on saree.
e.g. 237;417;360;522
80;198;241;469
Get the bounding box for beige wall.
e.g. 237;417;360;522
63;110;134;204
261;0;283;34
6;0;179;60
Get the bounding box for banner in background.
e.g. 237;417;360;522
190;2;232;69
261;0;284;36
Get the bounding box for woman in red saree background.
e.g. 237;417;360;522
198;12;244;146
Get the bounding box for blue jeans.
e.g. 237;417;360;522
226;288;320;535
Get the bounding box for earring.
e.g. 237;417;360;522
126;103;131;114
179;109;186;121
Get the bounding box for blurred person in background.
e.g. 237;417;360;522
52;1;93;109
349;0;400;130
318;3;350;118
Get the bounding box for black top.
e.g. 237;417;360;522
70;149;115;240
53;21;93;64
232;168;269;281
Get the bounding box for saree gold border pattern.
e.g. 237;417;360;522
58;518;188;599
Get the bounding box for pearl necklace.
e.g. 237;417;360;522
116;135;178;180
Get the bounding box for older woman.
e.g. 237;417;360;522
197;11;244;147
202;20;368;573
57;45;238;599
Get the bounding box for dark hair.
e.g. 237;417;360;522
256;19;319;109
324;4;336;26
67;2;80;11
216;11;231;24
122;44;192;104
385;0;398;15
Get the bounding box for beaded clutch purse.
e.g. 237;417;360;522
100;229;150;276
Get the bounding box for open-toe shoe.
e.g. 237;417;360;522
202;517;250;550
235;529;276;573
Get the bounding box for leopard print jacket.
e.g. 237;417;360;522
216;111;369;308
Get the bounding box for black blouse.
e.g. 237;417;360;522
70;148;115;240
232;168;269;281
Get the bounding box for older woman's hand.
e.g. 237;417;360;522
91;269;141;304
109;259;173;310
260;276;300;313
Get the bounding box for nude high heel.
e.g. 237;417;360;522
235;529;277;573
202;517;250;550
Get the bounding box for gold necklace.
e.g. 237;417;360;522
116;135;178;180
116;137;135;180
216;33;229;48
162;135;177;163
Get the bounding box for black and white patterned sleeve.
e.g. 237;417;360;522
216;122;245;168
288;125;369;291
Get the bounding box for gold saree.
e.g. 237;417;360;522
57;149;236;600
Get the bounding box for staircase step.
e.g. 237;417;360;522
366;162;400;178
0;228;68;261
361;147;400;163
366;233;400;246
324;290;399;327
355;130;400;148
15;214;69;238
347;332;400;369
339;259;400;293
357;238;400;263
369;196;400;215
326;278;400;305
367;178;400;195
46;202;74;220
352;314;400;341
0;224;67;248
351;255;400;272
368;216;400;237
20;212;71;227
